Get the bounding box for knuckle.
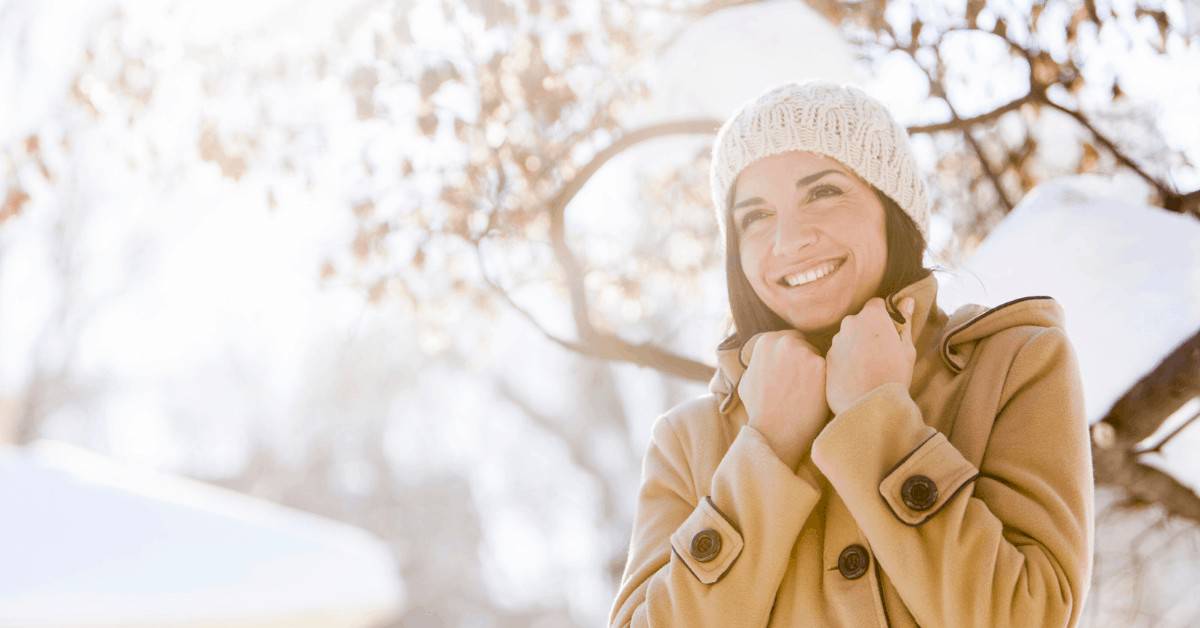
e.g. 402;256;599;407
757;331;784;346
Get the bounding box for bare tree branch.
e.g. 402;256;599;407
1175;189;1200;217
473;237;715;382
1133;406;1200;456
906;92;1036;134
876;18;1200;220
1095;448;1200;525
1040;97;1180;206
908;43;1014;211
1097;328;1200;448
1089;328;1200;526
547;119;719;344
523;119;721;381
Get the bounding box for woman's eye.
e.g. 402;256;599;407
810;184;841;200
740;210;768;229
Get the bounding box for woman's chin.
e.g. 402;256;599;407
777;299;845;333
783;315;839;339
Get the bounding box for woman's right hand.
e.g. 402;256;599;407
737;330;831;470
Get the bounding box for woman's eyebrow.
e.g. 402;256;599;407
794;168;845;189
731;169;847;214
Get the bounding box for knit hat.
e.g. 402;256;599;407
709;80;930;246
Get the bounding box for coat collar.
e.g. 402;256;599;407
708;272;943;416
938;294;1064;372
707;272;1070;415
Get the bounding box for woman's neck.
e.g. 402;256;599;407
803;328;836;357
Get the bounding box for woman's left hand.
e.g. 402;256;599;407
826;296;917;416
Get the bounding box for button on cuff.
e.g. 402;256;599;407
670;495;744;584
690;528;722;562
879;431;979;526
900;474;938;511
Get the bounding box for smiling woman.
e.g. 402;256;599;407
608;80;1094;628
722;150;932;356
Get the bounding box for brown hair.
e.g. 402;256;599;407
717;183;935;353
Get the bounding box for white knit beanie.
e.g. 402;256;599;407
709;79;930;246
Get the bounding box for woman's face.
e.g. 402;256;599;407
731;150;888;336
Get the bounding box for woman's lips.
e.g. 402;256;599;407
778;257;846;290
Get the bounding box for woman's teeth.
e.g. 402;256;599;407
781;258;843;287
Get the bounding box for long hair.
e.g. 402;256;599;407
717;183;933;353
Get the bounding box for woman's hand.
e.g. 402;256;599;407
826;296;917;416
738;330;832;470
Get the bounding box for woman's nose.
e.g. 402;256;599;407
772;214;818;257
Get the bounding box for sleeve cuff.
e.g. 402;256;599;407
810;382;978;525
671;424;822;585
669;496;744;584
878;431;979;525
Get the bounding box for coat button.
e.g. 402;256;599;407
838;544;869;580
690;529;722;562
901;474;939;511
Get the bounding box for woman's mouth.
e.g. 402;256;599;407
777;257;846;290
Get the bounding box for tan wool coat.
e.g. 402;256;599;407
609;272;1095;627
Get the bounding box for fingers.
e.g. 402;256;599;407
739;331;768;367
740;329;817;367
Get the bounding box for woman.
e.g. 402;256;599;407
608;81;1094;627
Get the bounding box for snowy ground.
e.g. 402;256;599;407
0;441;402;628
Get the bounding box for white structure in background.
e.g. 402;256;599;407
937;173;1200;437
642;0;864;122
0;440;403;628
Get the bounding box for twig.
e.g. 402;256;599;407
907;92;1036;134
913;48;1014;211
1133;405;1200;456
472;241;714;381
1040;97;1177;204
546;118;720;344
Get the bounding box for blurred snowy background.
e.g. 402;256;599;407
1;0;1198;626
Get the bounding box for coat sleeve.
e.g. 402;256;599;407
809;326;1094;628
608;410;824;628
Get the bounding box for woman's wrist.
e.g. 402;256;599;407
764;433;806;470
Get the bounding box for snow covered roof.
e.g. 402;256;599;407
936;174;1200;426
0;440;403;628
640;0;864;124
